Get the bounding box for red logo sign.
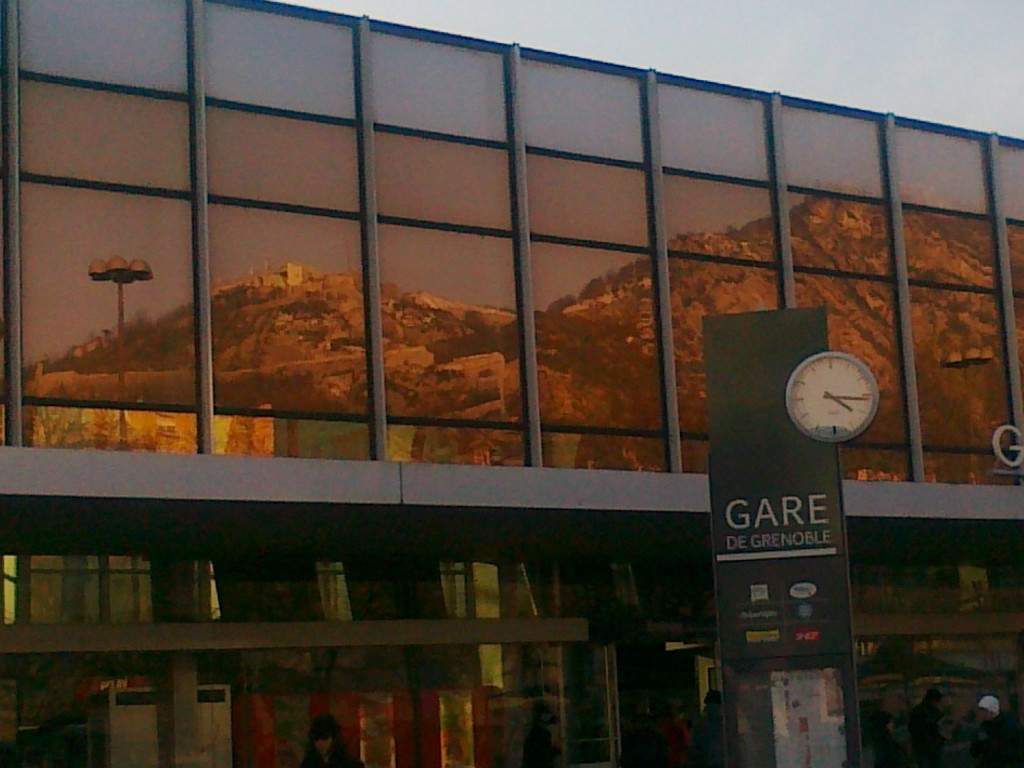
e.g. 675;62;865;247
795;629;821;642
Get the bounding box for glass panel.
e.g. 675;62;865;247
670;259;779;435
542;433;665;471
658;85;768;179
910;286;1008;451
533;243;661;430
681;438;709;474
1009;223;1024;294
795;273;904;445
664;177;775;262
903;209;995;288
840;447;908;481
923;451;1014;484
379;226;520;421
376;133;511;229
370;33;505;141
527;156;647;246
29;556;100;623
790;195;890;274
209;205;366;413
999;144;1024;220
206;4;355;118
21;81;191;190
214;415;370;460
781;108;882;196
22;184;195;405
23;405;197;453
896;127;987;213
387;425;524;466
21;0;187;91
207;108;359;211
521;61;643;161
0;643;613;768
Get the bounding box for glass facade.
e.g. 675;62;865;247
4;2;1021;482
2;5;1024;768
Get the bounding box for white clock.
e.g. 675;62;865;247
785;351;879;443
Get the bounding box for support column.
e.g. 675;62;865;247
505;45;543;467
882;115;926;480
156;652;201;768
4;0;22;445
187;0;214;453
768;94;795;308
356;18;388;460
642;71;682;472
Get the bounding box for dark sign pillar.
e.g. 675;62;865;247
703;308;860;768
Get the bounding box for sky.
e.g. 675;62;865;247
279;0;1024;140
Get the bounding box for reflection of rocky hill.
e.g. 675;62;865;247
24;200;1006;462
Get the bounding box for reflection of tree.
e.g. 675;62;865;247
28;306;194;403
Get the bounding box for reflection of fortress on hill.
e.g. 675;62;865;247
26;201;1002;441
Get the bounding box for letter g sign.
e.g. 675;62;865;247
993;424;1024;468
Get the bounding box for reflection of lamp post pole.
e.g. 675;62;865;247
88;257;153;447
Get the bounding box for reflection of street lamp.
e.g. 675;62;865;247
88;257;153;447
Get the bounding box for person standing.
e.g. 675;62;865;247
870;711;909;768
970;695;1022;768
523;701;561;768
685;691;724;768
908;688;947;768
301;713;364;768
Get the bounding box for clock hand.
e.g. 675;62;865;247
822;391;854;412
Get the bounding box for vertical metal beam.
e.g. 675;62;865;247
642;71;682;473
988;134;1024;432
882;115;926;481
3;0;22;446
187;0;214;454
505;45;543;467
356;18;388;460
768;94;796;308
155;653;200;768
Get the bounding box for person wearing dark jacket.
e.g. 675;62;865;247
523;702;561;768
870;711;909;768
908;688;947;768
970;695;1022;768
301;713;364;768
685;691;724;768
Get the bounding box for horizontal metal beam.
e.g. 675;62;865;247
0;618;589;654
0;446;1019;519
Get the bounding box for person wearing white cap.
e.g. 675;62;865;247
970;694;1023;767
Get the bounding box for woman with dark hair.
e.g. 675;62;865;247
301;713;364;768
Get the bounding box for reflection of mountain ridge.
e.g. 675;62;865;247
25;199;1006;463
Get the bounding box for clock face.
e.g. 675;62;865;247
785;352;879;442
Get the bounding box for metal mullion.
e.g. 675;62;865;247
356;18;387;459
768;94;795;307
642;72;681;473
988;134;1024;435
506;45;542;467
882;115;925;480
187;0;214;453
3;0;21;445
